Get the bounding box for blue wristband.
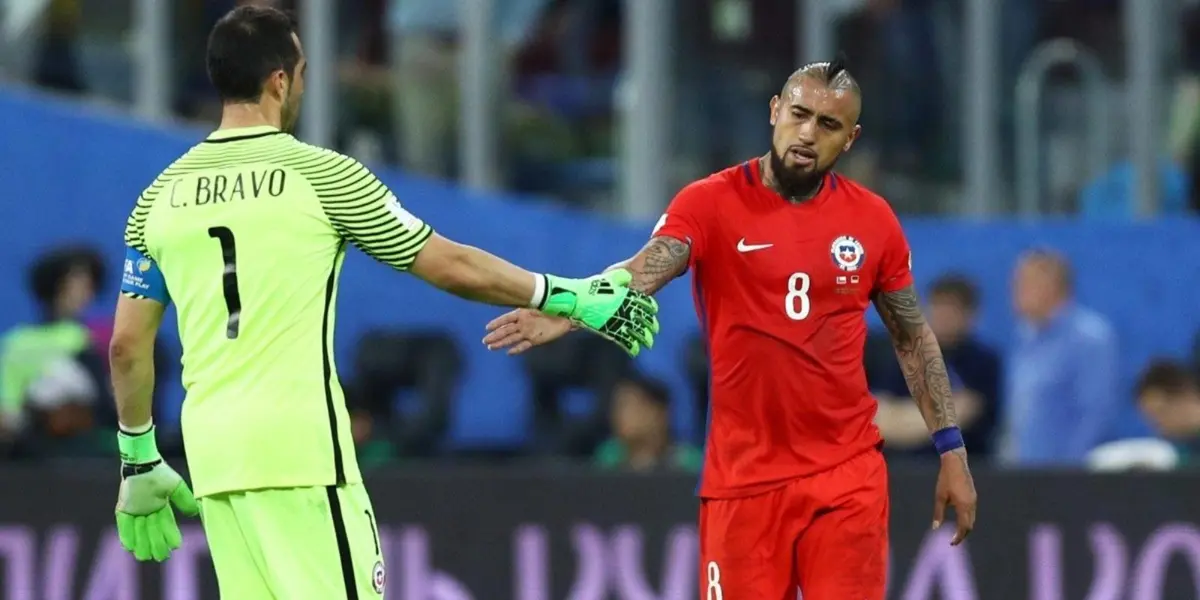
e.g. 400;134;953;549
932;426;965;455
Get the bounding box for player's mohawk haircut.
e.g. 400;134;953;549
825;51;850;85
786;51;860;97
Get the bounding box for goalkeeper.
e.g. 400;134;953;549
109;5;658;599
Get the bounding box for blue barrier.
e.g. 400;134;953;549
2;87;1197;447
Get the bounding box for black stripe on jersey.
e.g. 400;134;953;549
201;130;286;144
742;161;754;185
324;486;360;600
322;242;347;486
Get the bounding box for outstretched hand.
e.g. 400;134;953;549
483;309;574;355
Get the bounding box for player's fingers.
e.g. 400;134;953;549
171;482;200;516
159;505;183;549
633;293;659;314
962;500;977;528
485;311;520;332
955;502;977;545
625;305;658;338
951;518;973;546
482;322;521;344
506;340;534;355
115;512;138;553
482;325;516;347
647;314;661;335
148;510;173;561
614;333;640;357
631;323;655;348
486;330;528;351
931;496;946;530
642;326;656;349
133;517;153;561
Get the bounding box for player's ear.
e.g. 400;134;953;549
769;95;780;126
843;124;862;152
268;69;287;100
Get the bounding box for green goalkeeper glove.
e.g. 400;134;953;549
115;426;199;562
538;268;660;356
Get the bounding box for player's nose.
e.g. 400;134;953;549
795;119;818;143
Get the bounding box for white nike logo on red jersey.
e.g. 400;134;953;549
737;239;774;252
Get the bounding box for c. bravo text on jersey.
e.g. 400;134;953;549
172;168;288;207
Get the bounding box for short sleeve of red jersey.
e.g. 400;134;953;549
651;181;713;268
874;205;914;294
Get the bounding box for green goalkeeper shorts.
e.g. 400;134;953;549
199;483;386;599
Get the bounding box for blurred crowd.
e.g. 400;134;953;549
3;0;1199;214
3;0;1200;473
4;243;1200;474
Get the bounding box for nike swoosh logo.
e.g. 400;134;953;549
737;239;774;252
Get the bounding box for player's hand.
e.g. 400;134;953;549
539;269;660;357
484;309;575;355
933;448;977;546
115;427;200;562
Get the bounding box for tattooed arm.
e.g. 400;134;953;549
550;236;690;333
603;236;692;295
872;285;959;435
875;284;979;544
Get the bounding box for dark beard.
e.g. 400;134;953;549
767;148;827;202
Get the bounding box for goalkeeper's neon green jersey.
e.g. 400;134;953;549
121;126;432;497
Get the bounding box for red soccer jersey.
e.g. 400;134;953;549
654;160;914;499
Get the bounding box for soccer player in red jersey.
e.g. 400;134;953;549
482;57;978;600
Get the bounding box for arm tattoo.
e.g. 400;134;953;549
873;284;958;432
622;236;691;295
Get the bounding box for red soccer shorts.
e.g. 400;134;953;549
697;448;889;600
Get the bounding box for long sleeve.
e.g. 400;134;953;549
1064;324;1120;462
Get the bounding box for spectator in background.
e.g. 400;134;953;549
1088;360;1200;472
1134;361;1200;465
177;0;291;118
594;374;701;473
387;0;551;178
1173;2;1200;213
342;330;460;467
1002;250;1119;467
523;332;632;457
924;274;1002;457
1193;329;1200;373
868;338;974;460
2;0;86;94
33;0;86;93
865;274;1000;459
0;246;111;458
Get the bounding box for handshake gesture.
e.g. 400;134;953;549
488;269;659;357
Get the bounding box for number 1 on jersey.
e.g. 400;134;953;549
786;272;811;320
207;226;242;339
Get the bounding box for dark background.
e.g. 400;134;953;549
2;467;1199;599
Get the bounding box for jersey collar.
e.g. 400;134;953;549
205;125;284;143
